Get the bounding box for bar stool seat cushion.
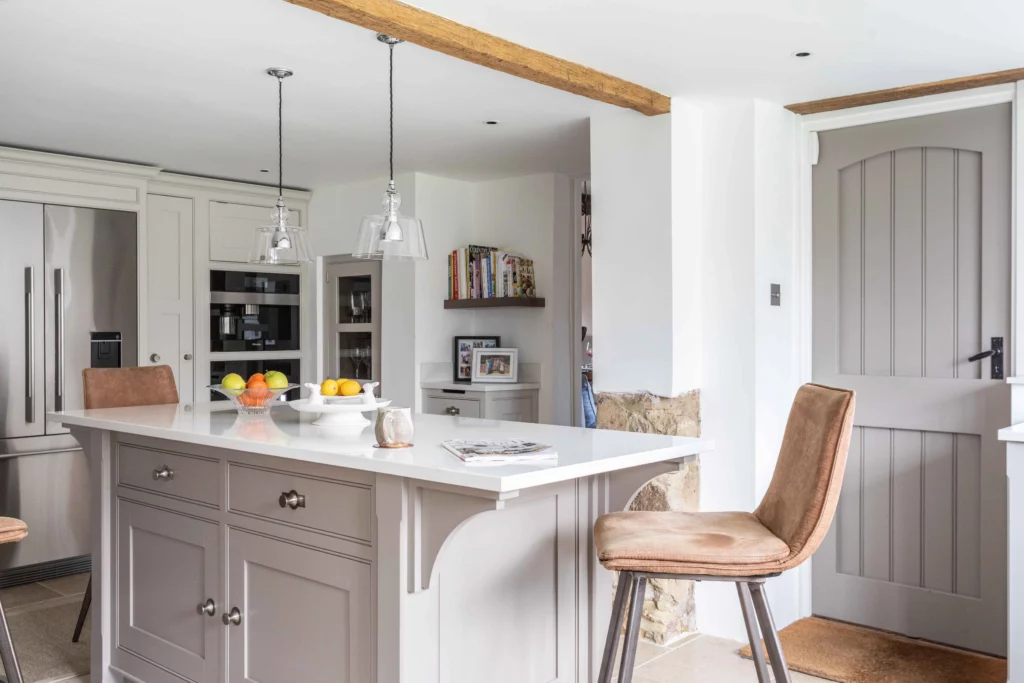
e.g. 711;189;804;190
0;518;27;545
595;511;790;576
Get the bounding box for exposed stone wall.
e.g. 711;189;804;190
597;390;700;645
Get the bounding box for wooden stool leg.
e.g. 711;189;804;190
0;592;24;683
598;572;634;683
616;574;647;683
749;582;792;683
72;576;91;643
736;582;771;683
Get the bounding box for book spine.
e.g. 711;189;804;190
448;252;453;299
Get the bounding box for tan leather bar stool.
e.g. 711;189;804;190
594;383;855;683
0;517;29;683
73;366;180;643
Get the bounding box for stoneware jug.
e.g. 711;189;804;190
375;407;414;448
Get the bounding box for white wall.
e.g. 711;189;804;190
308;171;575;423
308;173;419;409
591;98;802;642
590;110;676;397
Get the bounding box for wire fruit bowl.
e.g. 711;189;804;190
208;384;300;415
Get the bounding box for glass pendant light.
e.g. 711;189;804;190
250;68;312;265
352;35;429;261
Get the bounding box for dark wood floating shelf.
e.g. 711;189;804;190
444;297;546;309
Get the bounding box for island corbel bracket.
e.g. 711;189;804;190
376;476;520;594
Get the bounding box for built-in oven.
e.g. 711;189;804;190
210;270;299;352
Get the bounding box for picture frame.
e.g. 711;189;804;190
452;336;500;383
471;347;519;383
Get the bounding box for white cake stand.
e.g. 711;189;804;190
288;397;392;427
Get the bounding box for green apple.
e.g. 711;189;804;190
221;373;246;390
264;370;288;389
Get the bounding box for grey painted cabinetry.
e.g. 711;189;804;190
112;437;373;683
422;386;540;423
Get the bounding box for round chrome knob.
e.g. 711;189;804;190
197;598;216;617
150;353;161;363
445;406;460;416
184;353;193;361
279;490;306;510
152;466;174;481
222;607;242;626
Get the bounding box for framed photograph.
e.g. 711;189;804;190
452;336;500;383
471;347;519;383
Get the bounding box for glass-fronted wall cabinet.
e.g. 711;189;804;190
323;257;382;394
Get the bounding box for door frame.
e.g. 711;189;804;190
793;81;1024;619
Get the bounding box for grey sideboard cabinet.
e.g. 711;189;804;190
421;384;540;423
111;436;374;683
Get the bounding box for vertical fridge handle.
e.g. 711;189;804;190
24;267;34;423
55;268;64;412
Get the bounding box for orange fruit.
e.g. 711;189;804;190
247;378;268;390
248;373;265;384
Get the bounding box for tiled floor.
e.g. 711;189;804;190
0;572;91;683
622;633;831;683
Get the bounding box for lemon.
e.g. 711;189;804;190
320;379;339;397
221;373;246;390
336;377;348;385
339;380;361;397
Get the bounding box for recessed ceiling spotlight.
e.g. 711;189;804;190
484;120;500;125
793;51;812;58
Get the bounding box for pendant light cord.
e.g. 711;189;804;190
277;75;284;197
388;42;395;183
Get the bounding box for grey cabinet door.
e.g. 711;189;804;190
227;528;372;683
117;499;220;683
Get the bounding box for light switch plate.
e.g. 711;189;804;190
770;284;781;306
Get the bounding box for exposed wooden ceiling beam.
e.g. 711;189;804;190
786;67;1024;115
284;0;671;116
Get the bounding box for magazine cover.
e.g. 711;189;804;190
442;439;557;463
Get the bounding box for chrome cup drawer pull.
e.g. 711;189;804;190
279;490;306;510
152;466;175;481
197;598;216;617
222;607;242;626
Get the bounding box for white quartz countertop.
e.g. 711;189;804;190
421;381;542;392
998;424;1024;442
50;403;712;493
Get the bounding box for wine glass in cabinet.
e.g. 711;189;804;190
323;257;381;393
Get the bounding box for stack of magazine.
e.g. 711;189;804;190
442;439;557;465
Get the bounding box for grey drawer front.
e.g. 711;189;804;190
228;464;372;542
118;444;220;506
425;396;481;418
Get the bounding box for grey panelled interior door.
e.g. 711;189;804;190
811;104;1011;656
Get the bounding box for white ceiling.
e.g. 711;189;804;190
3;0;1024;187
413;0;1024;104
0;0;595;187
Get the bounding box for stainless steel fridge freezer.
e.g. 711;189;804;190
0;200;137;582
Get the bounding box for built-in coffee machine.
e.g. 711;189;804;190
210;270;299;352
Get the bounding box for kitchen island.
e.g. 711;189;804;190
51;403;713;683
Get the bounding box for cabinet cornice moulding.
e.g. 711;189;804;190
0;145;162;179
153;172;312;199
